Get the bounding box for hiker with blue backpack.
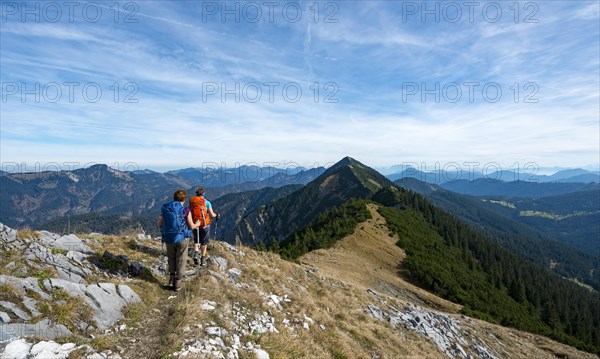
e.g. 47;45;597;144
157;189;202;291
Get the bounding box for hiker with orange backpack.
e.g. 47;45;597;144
189;187;220;266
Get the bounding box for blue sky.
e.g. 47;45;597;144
1;0;599;172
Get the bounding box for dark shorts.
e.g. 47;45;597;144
192;225;210;245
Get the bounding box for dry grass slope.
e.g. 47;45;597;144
152;247;441;358
300;204;460;312
39;208;597;359
300;204;597;359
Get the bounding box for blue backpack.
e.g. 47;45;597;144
161;201;191;244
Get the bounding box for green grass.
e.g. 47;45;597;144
34;268;56;286
0;283;20;302
51;247;67;255
38;288;94;332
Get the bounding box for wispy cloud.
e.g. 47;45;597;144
1;1;598;169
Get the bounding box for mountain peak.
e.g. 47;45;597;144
320;157;392;193
230;157;394;244
322;156;368;177
330;156;361;169
338;156;358;164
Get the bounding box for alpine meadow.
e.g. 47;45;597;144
1;1;599;359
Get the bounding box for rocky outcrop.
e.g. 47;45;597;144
0;319;72;342
366;289;498;359
38;231;93;253
167;253;315;359
0;223;22;250
42;279;141;330
0;224;143;341
0;339;76;359
0;276;51;300
25;242;92;284
168;296;295;359
1;223;594;359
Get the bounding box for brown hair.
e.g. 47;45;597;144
195;187;205;196
173;189;187;202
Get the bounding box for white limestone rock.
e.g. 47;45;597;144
0;339;31;359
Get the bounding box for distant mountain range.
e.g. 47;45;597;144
2;159;597;257
1;157;599;353
165;165;323;188
0;164;325;228
3;161;596;246
387;167;600;184
438;178;599;197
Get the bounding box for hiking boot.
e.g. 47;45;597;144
167;274;175;290
174;279;183;291
200;256;206;266
193;251;200;266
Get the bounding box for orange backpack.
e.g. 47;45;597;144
189;196;211;227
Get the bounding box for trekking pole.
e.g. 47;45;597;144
161;240;167;273
214;218;218;241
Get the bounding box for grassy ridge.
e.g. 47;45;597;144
270;189;600;353
257;176;600;353
380;206;539;325
259;200;372;260
377;197;600;354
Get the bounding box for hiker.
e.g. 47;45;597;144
189;187;220;266
157;189;201;291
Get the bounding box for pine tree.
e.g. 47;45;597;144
542;301;561;331
509;278;527;303
255;240;266;252
270;237;280;254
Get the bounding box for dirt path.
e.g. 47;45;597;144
300;203;460;312
119;262;209;359
117;283;178;359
